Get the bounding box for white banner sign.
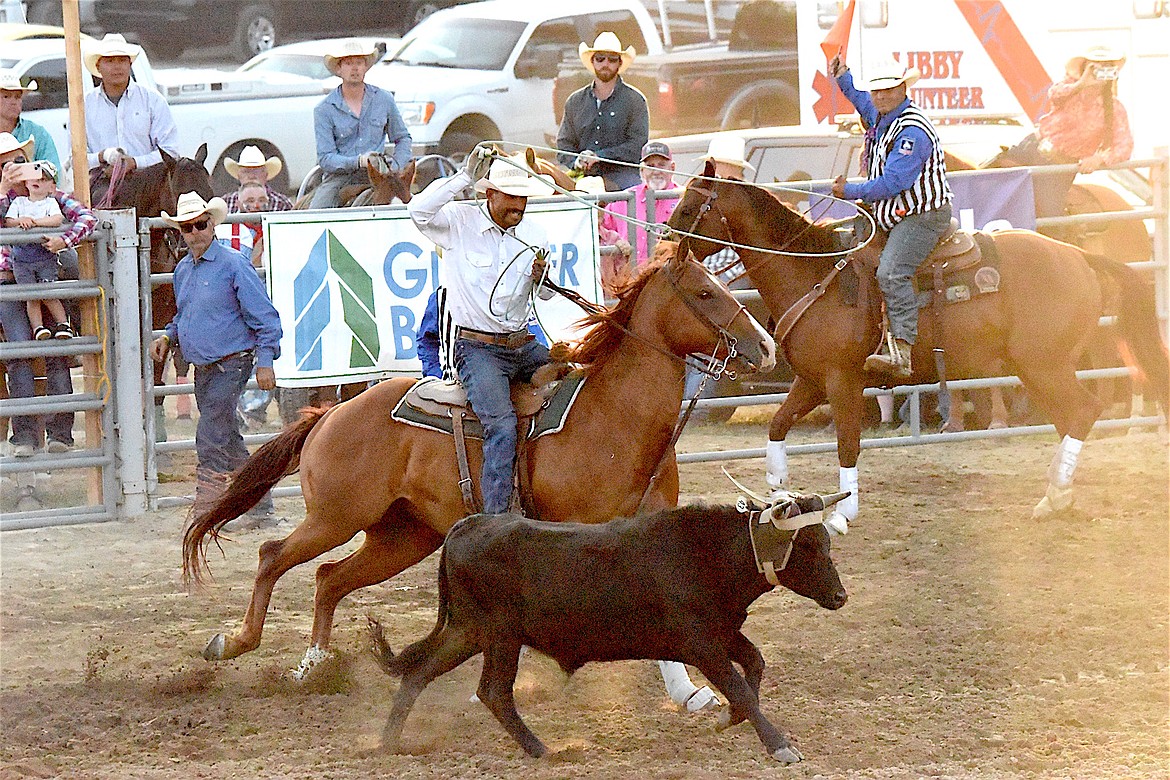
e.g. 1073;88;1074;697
262;201;601;387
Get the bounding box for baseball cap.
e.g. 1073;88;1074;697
640;141;672;162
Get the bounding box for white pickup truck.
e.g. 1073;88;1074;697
368;0;666;160
5;38;327;193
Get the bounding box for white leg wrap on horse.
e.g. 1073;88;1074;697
659;660;720;711
1049;436;1084;488
766;440;789;491
824;467;858;536
291;644;328;681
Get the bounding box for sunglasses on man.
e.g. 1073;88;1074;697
592;54;622;64
180;217;210;233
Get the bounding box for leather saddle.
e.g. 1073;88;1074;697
913;219;1001;303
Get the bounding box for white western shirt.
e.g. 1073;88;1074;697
408;170;551;334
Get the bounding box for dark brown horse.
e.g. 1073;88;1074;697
97;146;214;439
667;163;1167;524
183;246;776;678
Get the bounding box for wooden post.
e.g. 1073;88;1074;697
62;0;103;505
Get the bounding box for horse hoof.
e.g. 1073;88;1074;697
1032;485;1073;519
771;745;804;763
824;511;849;536
202;633;226;661
714;710;733;732
291;644;329;680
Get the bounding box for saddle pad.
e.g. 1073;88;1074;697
390;373;587;441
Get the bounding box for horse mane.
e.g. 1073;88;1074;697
736;184;841;257
548;257;665;371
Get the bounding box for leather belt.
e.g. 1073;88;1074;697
456;326;533;349
205;349;255;367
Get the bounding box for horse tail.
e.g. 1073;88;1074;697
1085;253;1170;414
369;541;453;678
181;407;328;587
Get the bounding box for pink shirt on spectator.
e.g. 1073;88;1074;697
1037;79;1133;164
599;182;679;264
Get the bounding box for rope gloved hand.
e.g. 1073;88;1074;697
464;143;495;182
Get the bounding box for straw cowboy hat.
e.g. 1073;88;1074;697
324;39;382;76
160;191;229;229
578;32;637;75
0;70;37;92
863;60;920;91
224;145;283;180
1066;45;1126;75
0;132;35;160
703;135;755;174
83;33;142;77
475;152;555;197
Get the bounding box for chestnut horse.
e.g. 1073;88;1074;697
667;164;1167;524
183;247;776;682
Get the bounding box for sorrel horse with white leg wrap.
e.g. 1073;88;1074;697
667;162;1167;525
182;244;776;708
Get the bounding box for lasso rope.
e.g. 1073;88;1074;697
483;140;877;259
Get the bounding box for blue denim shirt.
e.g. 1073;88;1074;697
313;83;412;174
165;240;283;368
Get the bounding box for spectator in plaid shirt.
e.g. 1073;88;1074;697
220;145;293;213
1;133;98;457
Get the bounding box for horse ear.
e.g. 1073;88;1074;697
703;159;715;179
402;159;416;185
525;147;537;169
195;143;208;166
160;149;175;168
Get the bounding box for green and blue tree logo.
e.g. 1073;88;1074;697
293;230;380;370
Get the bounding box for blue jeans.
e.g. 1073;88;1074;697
878;203;952;344
0;285;74;447
194;352;254;475
455;337;550;513
309;170;368;209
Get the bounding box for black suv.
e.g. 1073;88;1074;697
93;0;476;62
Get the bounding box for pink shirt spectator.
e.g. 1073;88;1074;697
1037;79;1133;165
599;182;679;264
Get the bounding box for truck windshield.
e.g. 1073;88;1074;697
391;18;526;71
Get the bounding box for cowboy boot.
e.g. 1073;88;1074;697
864;338;913;378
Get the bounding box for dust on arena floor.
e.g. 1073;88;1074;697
1;418;1166;780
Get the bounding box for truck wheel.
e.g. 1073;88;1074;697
720;81;800;131
235;3;278;62
439;119;500;162
213;142;291;198
25;1;63;25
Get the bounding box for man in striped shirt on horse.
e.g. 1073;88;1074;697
829;56;953;378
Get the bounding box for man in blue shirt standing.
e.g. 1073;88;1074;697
310;39;412;209
149;192;284;526
829;55;953;378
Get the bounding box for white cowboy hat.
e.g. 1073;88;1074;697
578;32;636;75
0;132;35;159
475;152;555;197
224;145;282;180
574;176;607;195
0;70;36;92
160;191;228;229
1067;45;1127;74
83;33;142;77
703;135;755;174
324;39;382;76
863;60;920;91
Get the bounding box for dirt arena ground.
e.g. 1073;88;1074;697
1;417;1167;780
